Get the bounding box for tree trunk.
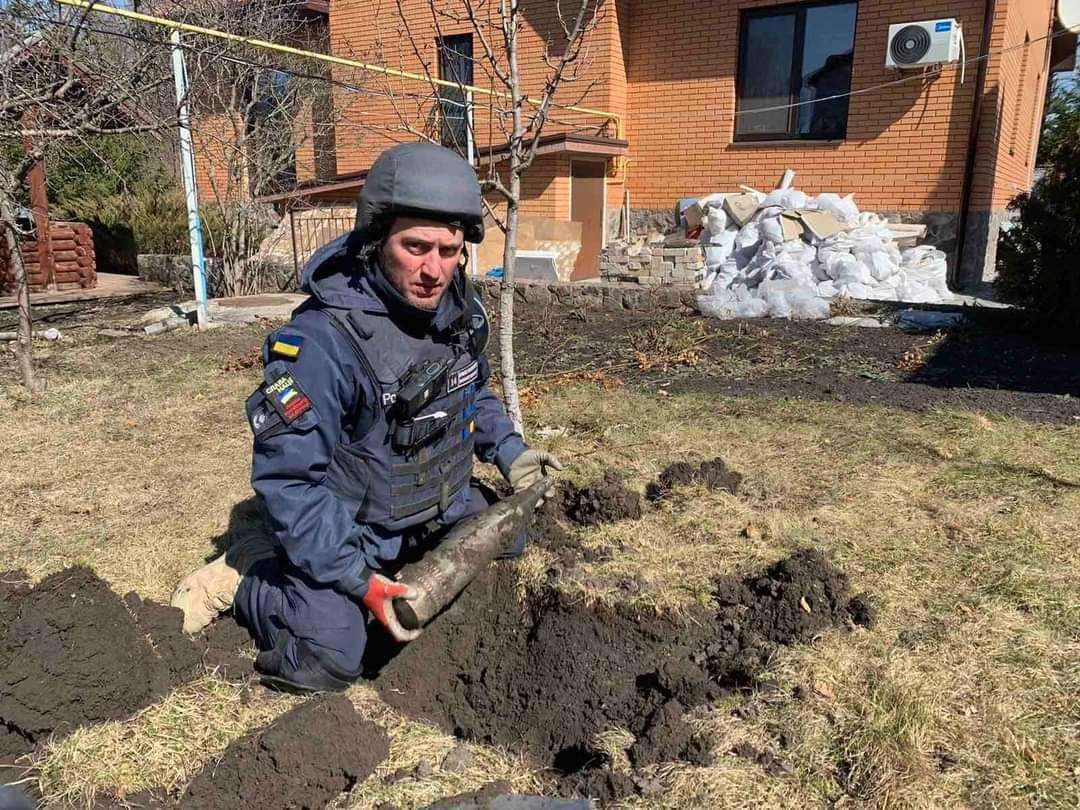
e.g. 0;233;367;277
0;193;42;396
499;180;523;434
498;0;525;436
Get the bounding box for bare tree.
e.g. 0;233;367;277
174;0;346;296
1;1;175;394
374;0;606;433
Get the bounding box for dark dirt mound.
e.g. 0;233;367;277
528;498;609;570
559;472;643;526
646;457;743;502
0;567;253;765
371;547;870;802
181;694;388;810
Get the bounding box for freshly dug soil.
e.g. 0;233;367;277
646;457;743;502
560;472;643;526
372;542;871;802
0;567;252;764
499;304;1080;425
181;694;388;810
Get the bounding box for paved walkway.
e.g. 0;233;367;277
140;293;307;326
0;273;164;310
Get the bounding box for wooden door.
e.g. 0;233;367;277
570;160;605;280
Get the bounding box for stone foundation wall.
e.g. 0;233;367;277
476;277;696;313
138;254;296;298
957;209;1012;287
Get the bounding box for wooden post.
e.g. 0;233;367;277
22;130;54;290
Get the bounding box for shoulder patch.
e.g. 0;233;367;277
270;333;305;359
249;398;282;436
264;373;313;423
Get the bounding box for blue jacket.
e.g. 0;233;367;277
245;234;527;600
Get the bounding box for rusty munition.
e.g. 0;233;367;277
392;476;551;634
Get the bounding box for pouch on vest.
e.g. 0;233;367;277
392;410;451;451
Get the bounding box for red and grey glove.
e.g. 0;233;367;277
361;573;422;643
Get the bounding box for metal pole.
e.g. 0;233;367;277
288;207;299;285
171;30;210;328
466;91;479;279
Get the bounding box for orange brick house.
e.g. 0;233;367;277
207;0;1075;288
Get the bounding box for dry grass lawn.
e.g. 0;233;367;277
0;326;1077;808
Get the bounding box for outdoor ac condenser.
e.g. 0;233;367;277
885;19;963;69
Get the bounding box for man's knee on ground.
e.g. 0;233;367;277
254;631;364;693
235;558;368;693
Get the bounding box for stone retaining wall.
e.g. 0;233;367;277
139;254;698;313
138;254;296;298
476;277;696;313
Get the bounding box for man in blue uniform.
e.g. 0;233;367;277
171;143;563;693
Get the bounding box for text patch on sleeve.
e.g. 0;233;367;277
264;373;313;423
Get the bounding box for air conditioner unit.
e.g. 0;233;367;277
886;19;962;69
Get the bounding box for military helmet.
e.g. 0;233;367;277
355;143;485;243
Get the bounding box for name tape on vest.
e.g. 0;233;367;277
446;360;479;394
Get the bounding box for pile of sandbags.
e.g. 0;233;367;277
694;187;953;321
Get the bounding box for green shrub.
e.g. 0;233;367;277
995;87;1080;336
61;186;191;257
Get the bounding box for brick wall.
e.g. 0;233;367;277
191;112;246;204
327;0;624;176
972;0;1055;211
483;154;571;222
625;0;1002;212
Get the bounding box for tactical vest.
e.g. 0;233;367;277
322;305;480;533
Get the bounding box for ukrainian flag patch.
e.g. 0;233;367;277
271;333;304;359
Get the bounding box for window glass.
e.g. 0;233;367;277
797;3;857;138
736;2;857;141
736;12;796;137
439;34;474;154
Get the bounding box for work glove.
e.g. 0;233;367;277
361;573;422;643
508;449;564;502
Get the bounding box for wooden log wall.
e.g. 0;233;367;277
0;221;97;295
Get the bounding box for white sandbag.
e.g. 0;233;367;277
773;253;815;285
704;230;736;269
761;188;808;210
736;223;761;250
760;216;786;244
764;289;793;319
819;231;856;252
705;206;728;235
901;244;946;269
694;181;953;321
839;282;874;299
736;297;770;318
789;290;832;320
837;260;874;286
812;192;860;224
816;280;839;297
696;288;738;319
895;276;941;303
867;285;899;301
698;193;730;211
821;249;856;280
866;250;900;282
